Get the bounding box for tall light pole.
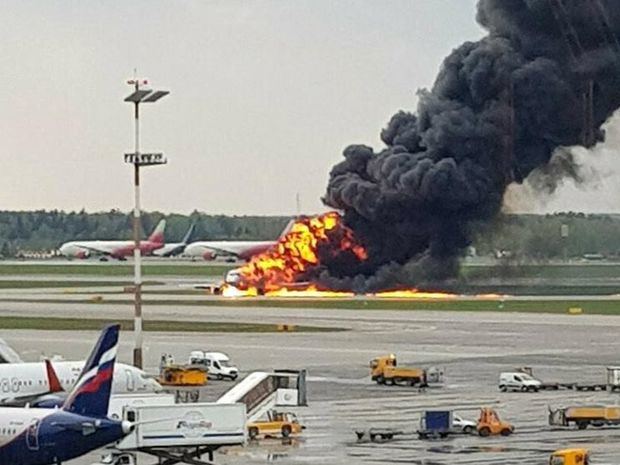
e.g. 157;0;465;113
124;77;169;369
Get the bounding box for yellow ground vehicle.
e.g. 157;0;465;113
247;411;304;439
550;449;590;465
476;408;514;437
369;354;427;386
549;405;620;429
158;353;208;386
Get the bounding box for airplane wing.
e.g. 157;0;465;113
0;338;23;363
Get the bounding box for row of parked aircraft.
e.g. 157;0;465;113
0;325;149;464
58;220;293;262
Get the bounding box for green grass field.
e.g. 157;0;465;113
0;263;234;277
0;315;343;332
0;280;161;289
1;296;618;314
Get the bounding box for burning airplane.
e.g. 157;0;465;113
226;0;620;296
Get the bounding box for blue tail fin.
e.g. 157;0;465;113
62;324;120;417
182;223;196;245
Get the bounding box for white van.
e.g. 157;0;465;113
499;372;542;392
189;351;239;380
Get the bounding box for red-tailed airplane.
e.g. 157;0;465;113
58;219;165;260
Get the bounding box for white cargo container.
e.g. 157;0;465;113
117;402;247;450
108;393;176;420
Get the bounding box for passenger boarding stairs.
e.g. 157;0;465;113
217;369;307;422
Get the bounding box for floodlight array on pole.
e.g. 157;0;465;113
124;77;169;369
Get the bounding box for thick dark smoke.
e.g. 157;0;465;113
320;0;620;292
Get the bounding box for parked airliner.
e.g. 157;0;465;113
0;341;161;406
0;324;133;465
184;220;294;261
58;219;166;259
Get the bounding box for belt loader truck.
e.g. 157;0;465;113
549;405;620;429
370;354;443;387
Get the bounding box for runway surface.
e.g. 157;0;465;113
2;303;620;464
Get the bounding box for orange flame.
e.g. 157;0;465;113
233;212;366;293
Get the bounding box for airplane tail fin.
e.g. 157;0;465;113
45;359;64;394
62;324;120;417
181;223;196;245
148;219;166;244
279;219;296;239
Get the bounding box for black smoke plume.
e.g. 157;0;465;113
320;0;620;292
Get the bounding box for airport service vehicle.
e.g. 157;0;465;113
369;354;443;387
159;353;208;387
152;223;195;257
59;219;166;259
499;371;543;392
248;410;304;439
107;392;176;420
549;405;620;429
477;408;514;437
418;410;453;439
189;351;239;380
550;449;590;465
184;219;293;261
0;324;134;465
356;411;475;442
453;414;477;433
500;367;620;392
93;402;247;465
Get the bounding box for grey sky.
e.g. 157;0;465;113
2;0;616;215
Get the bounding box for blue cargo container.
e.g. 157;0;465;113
418;410;453;439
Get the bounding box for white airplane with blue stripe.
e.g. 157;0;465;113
0;324;133;464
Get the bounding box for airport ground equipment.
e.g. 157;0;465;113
369;354;443;387
418;410;453;439
247;410;304;439
99;402;247;465
549;405;620;429
549;448;590;465
477;408;514;437
217;369;307;422
354;427;407;442
499;371;543;392
452;414;477;433
355;412;475;442
189;351;239;380
500;367;620;392
107;393;176;420
159;353;208;387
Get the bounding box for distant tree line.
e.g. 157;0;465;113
1;210;620;261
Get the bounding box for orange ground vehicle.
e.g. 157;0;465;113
158;353;208;386
549;449;590;465
248;411;304;439
369;354;427;386
476;408;514;437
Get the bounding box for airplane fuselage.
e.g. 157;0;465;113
0;407;126;464
184;241;275;261
0;361;160;404
59;240;163;259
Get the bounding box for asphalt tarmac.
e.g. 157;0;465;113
3;304;620;464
